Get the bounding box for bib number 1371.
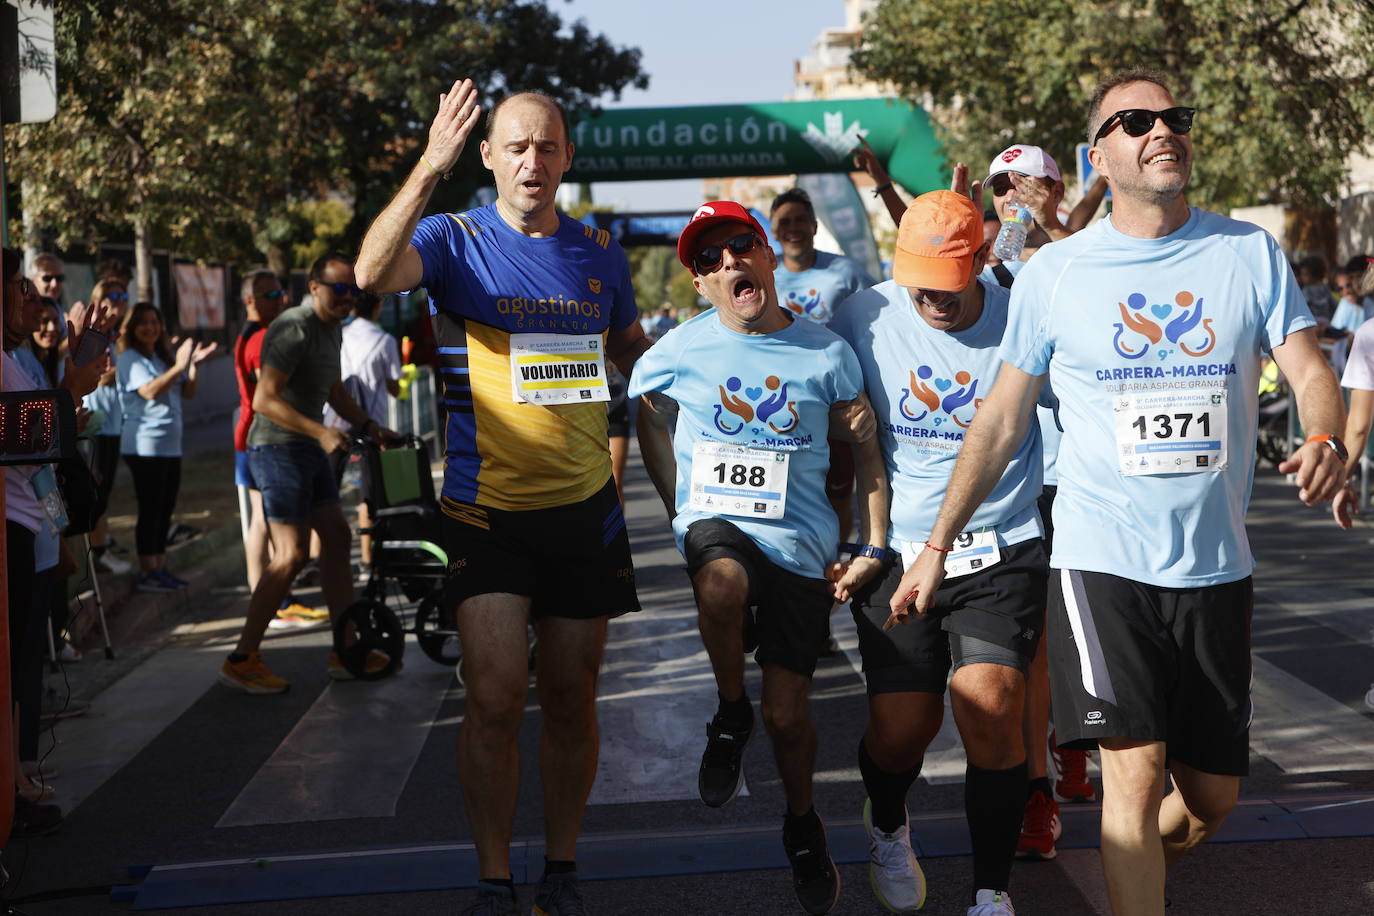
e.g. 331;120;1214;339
1129;411;1211;441
1113;389;1227;476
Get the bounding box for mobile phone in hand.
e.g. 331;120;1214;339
72;327;111;367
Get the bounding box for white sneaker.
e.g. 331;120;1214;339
863;797;926;912
95;551;132;575
968;889;1015;916
58;645;81;663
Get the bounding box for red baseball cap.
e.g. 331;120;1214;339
676;201;768;271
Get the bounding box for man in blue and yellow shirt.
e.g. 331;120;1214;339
357;79;655;916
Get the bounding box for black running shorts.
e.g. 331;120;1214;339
1047;569;1252;776
441;476;639;619
683;517;835;679
849;538;1048;695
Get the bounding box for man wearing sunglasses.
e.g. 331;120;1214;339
29;252;66;309
223;253;397;694
980;145;1071;286
631;200;887;916
829;189;1050;916
231;270;324;632
891;68;1347;916
356;81;655;916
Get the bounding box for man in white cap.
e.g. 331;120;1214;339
980;145;1070;287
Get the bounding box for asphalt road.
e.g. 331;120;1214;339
10;442;1374;915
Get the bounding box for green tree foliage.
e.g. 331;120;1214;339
852;0;1374;210
7;0;647;285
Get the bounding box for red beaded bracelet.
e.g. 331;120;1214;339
924;541;951;554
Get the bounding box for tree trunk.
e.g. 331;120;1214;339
134;218;154;305
265;240;290;278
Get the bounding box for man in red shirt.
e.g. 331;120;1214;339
234;270;324;627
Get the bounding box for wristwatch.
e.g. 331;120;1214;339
843;543;899;563
1305;433;1349;463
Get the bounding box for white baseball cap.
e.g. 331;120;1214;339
984;145;1062;185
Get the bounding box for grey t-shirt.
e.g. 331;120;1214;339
247;303;342;446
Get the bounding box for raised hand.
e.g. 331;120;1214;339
175;336;196;370
950;162;985;213
191;340;219;364
424;78;482;175
852;136;892;186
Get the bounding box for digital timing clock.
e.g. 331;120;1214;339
0;389;76;467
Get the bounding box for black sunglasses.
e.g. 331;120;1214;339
1094;107;1197;144
987;173;1054;197
255;288;288;301
316;281;360;297
692;232;762;276
40;273;64;283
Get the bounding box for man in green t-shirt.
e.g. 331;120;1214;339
220;253;395;694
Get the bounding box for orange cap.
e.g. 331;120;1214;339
893;190;982;291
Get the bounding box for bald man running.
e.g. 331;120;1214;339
357;81;655;916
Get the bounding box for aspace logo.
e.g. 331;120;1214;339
783;288;830;324
715;375;799;436
897;364;981;428
1112;290;1216;361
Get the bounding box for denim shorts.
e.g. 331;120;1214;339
234;450;256;489
246;441;340;525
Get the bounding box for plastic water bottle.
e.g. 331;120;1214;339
993;198;1033;262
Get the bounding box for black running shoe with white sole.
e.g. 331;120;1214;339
698;712;753;808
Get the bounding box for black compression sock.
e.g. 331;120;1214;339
1027;775;1052;801
717;691;752;725
227;653;248;664
858;737;923;834
542;858;576;878
966;760;1027;896
783;805;821;840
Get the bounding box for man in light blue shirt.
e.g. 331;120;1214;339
893;70;1347;915
831;189;1044;916
633;200;887;916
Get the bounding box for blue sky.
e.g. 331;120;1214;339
557;0;852;210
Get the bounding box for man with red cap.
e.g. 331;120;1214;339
828;186;1051;916
631;200;888;916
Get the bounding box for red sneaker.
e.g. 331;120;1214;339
1050;730;1097;803
1016;789;1061;860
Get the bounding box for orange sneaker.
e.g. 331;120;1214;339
219;652;289;694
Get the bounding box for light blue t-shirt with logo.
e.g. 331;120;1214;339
629;309;863;578
980;257;1063;483
999;208;1315;587
831;279;1043;550
117;349;184;458
87;340;122;437
774;251;874;327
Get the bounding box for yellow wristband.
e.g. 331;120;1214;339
420;154;450;181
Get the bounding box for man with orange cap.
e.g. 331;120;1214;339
828;187;1049;916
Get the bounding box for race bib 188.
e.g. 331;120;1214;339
688;442;790;520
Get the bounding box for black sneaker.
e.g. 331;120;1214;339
461;880;518;915
784;814;841;915
698;710;753;808
11;797;62;839
531;871;586;916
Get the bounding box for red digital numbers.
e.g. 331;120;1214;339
1;396;58;457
